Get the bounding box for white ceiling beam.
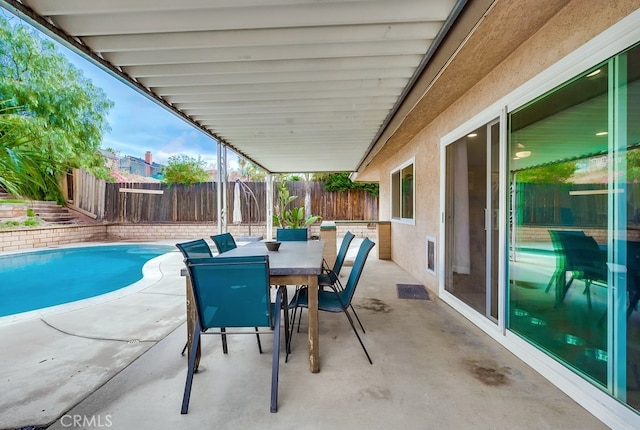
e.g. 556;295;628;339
183;98;394;115
152;79;408;96
143;69;411;88
49;1;454;36
28;0;389;16
104;40;429;66
198;113;384;123
166;88;402;104
124;56;423;77
85;22;442;52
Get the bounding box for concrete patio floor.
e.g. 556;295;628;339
0;240;608;430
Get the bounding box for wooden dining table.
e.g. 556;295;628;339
183;240;325;373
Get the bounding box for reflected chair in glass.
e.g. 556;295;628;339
211;232;237;254
289;237;376;364
547;230;607;308
181;255;286;414
545;230;586;301
276;228;308;242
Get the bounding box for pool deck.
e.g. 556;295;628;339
0;240;608;430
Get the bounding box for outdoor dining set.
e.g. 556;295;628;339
175;230;376;414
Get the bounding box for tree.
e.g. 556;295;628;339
237;157;266;181
0;103;60;197
0;15;113;200
516;161;577;183
321;172;379;196
162;154;210;184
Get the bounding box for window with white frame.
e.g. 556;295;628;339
391;158;414;222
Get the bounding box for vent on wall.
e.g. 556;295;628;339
426;236;436;275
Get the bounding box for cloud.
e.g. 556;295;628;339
57;38;220;166
2;9;228;169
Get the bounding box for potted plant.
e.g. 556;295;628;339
273;182;322;229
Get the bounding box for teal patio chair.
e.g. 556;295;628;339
291;232;365;332
176;239;259;355
320;231;356;288
181;255;286;414
276;228;308;241
210;232;237;254
289;237;375;364
176;238;213;259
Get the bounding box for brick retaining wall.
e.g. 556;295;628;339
0;222;381;253
0;225;108;252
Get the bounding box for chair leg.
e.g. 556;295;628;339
271;289;282;413
349;304;366;333
221;328;228;354
281;287;291;362
584;280;592;309
296;308;303;333
255;327;263;354
180;341;188;356
343;309;373;365
181;322;201;414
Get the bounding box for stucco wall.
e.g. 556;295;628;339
362;0;639;293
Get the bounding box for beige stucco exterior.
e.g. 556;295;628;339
359;0;640;294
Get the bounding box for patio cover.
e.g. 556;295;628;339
0;0;467;174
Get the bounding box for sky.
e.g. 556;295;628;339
60;47;222;167
2;7;227;168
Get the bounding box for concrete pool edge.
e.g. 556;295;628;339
0;242;180;327
0;244;188;429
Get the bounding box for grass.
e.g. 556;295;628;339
0;216;41;229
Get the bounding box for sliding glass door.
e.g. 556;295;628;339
444;120;500;322
508;42;640;411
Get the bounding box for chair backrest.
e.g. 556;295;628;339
176;239;213;259
331;231;356;279
554;232;607;282
340;238;376;306
211;232;237;254
276;228;308;242
186;255;271;330
548;230;586;269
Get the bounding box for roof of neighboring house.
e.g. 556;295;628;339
110;170;161;183
121;155;163;169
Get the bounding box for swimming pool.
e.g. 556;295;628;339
0;244;174;318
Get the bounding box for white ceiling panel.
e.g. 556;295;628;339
2;0;464;173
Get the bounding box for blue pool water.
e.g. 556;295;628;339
0;244;173;317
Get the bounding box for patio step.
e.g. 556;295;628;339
28;201;86;225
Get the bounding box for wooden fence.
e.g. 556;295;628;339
516;182;640;227
66;169;106;219
70;170;378;223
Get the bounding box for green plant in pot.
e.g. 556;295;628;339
273;182;322;229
